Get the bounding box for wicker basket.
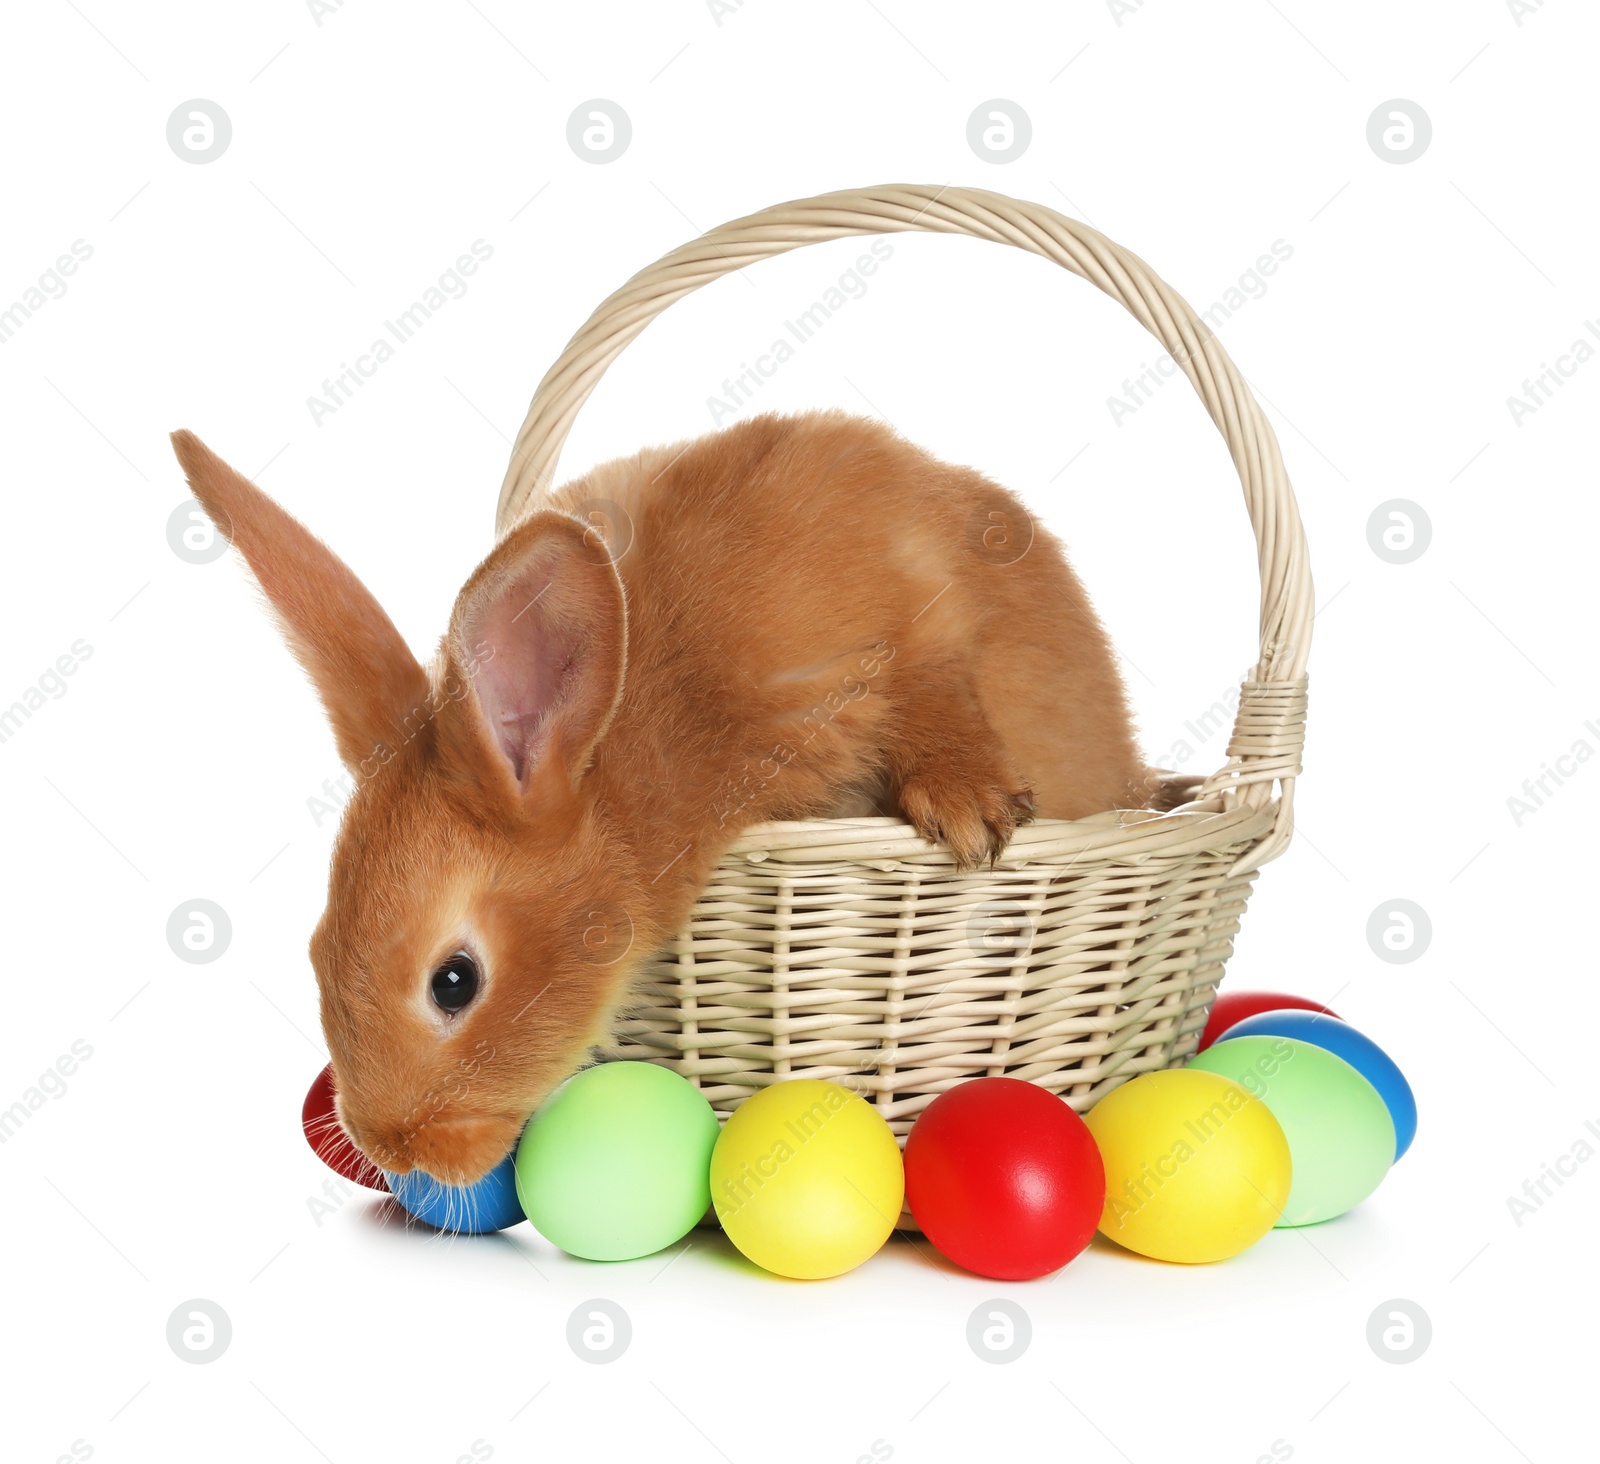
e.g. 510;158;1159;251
496;184;1312;1146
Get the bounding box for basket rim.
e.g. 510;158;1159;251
716;795;1277;868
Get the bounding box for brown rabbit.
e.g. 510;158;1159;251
171;410;1169;1185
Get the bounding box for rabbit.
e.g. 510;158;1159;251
171;408;1177;1186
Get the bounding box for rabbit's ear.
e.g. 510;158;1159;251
448;511;626;797
169;430;431;773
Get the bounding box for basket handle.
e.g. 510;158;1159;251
496;184;1311;863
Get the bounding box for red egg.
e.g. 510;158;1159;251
1198;990;1341;1052
301;1063;388;1191
905;1077;1105;1280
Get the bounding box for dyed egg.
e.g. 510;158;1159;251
905;1077;1104;1280
1084;1069;1292;1264
1198;990;1341;1051
515;1061;720;1261
710;1080;903;1279
386;1151;525;1234
1190;1035;1394;1226
1221;1011;1416;1160
301;1063;388;1192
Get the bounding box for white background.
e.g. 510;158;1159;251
3;2;1596;1461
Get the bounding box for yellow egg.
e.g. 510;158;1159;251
710;1079;904;1279
1084;1068;1292;1264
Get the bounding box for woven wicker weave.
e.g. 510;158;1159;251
496;184;1312;1141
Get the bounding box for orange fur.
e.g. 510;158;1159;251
170;411;1155;1184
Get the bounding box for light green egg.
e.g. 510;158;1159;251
1189;1034;1395;1227
515;1061;720;1260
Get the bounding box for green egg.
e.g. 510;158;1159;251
514;1061;720;1261
1189;1034;1395;1227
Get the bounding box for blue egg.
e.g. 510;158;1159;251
387;1151;525;1234
1220;1010;1417;1161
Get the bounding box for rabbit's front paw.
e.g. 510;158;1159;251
897;768;1035;869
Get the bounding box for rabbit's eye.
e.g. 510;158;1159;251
430;953;479;1013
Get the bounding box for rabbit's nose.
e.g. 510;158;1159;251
333;1112;416;1174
